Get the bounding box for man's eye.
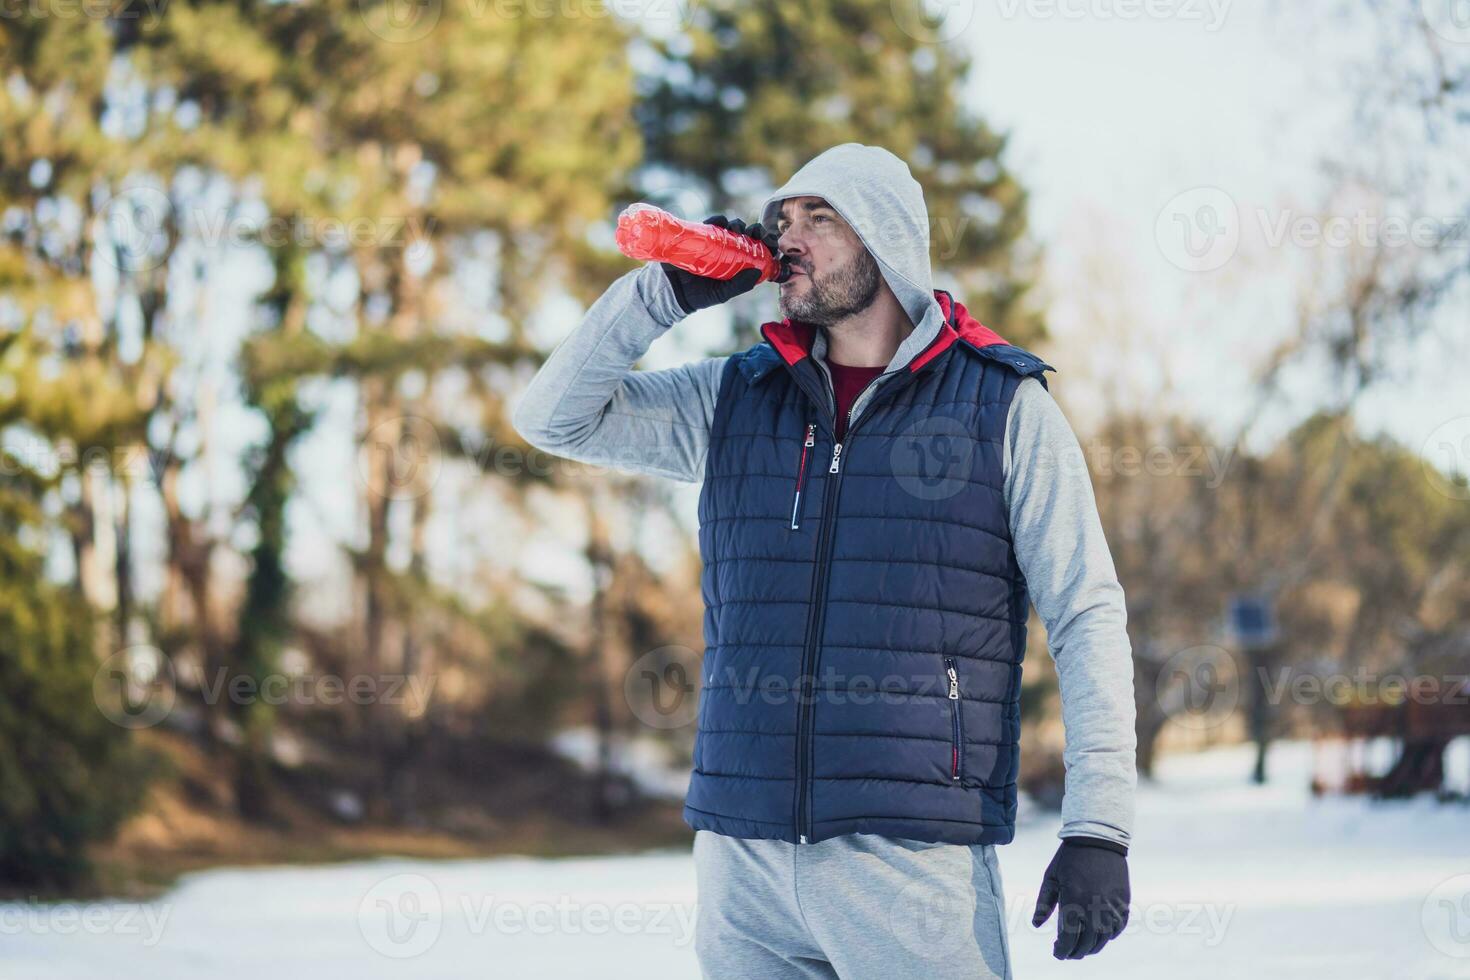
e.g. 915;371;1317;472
813;214;829;223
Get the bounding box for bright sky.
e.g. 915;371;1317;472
947;0;1469;458
638;1;1468;461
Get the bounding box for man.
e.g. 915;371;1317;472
513;143;1136;978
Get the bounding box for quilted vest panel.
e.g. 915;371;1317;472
685;295;1048;846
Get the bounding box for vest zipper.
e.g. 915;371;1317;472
789;422;817;530
945;656;963;781
791;353;948;843
792;379;874;843
794;424;846;843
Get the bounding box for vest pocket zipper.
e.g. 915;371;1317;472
944;656;963;782
789;422;817;530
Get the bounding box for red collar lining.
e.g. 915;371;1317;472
759;290;1008;372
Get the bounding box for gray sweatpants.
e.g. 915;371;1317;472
692;829;1013;980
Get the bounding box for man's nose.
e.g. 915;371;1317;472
777;228;803;259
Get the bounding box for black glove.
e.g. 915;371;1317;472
1031;836;1130;960
660;215;782;316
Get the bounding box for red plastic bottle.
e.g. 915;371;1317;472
615;203;786;283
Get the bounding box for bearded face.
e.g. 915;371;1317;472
777;243;884;325
775;196;885;327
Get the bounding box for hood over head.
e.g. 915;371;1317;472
761;142;942;334
749;145;1043;390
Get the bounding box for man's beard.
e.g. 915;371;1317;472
779;247;883;325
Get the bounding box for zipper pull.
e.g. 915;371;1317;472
947;664;959;699
790;423;817;531
829;442;843;474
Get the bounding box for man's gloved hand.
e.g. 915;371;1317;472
1031;836;1130;960
661;215;781;316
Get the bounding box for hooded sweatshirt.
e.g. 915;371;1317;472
761;143;940;332
759;143;943;441
512;143;1136;848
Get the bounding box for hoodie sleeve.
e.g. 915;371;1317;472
1003;377;1138;848
511;263;727;484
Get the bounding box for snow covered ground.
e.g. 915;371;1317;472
3;740;1469;980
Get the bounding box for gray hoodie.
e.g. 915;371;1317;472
761;142;940;329
512;143;1136;848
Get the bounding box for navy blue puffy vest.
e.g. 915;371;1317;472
685;290;1053;846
